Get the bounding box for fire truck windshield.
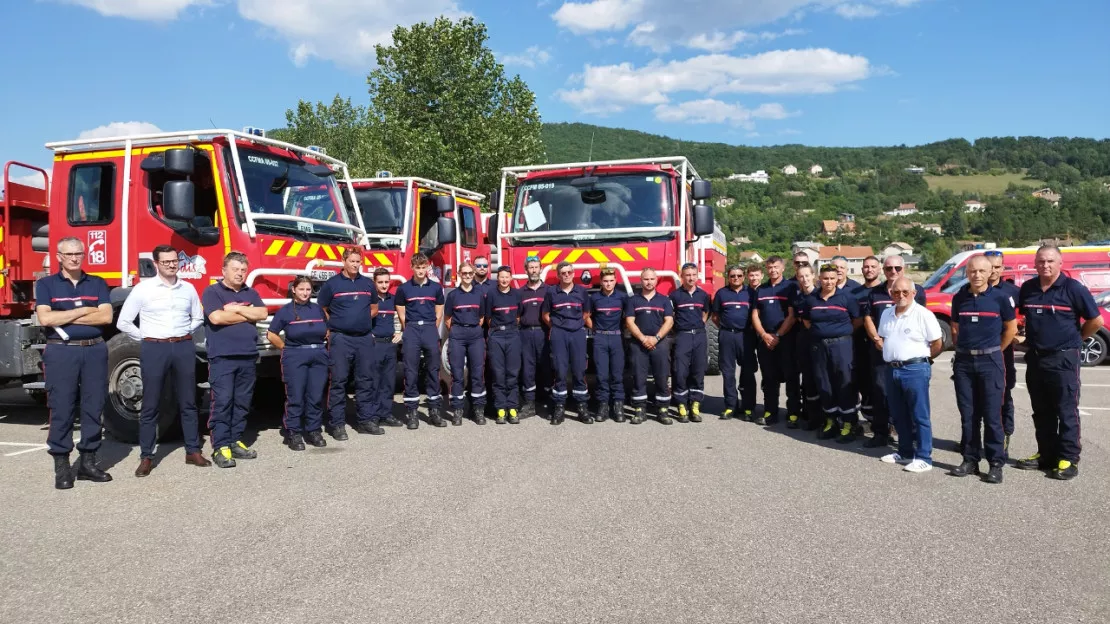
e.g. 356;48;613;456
510;174;674;242
236;148;354;241
343;188;404;248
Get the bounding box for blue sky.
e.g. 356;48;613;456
2;0;1108;183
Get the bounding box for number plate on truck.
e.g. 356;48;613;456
310;269;337;281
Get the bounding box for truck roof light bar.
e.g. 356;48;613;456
347;177;486;202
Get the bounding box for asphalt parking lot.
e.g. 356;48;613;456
0;354;1107;624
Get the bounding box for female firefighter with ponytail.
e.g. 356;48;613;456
267;277;330;451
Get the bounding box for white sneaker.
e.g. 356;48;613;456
881;453;911;465
903;459;933;473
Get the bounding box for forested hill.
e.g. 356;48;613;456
541;122;1110;180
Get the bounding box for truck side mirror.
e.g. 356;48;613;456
436;216;457;246
490;190;501;211
692;203;714;237
691;179;712;201
163;181;196;221
164;148;195;176
436;195;455;214
486;213;499;244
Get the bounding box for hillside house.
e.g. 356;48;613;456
883;202;919;217
963;200;986;213
782;190;806;197
904;166;925;174
821;219;856;236
809;164;824;176
739;251;764;264
1032;188;1062;207
782;164;798;176
817;245;876;277
901;222;943;235
728;170;770;184
882;242;914;258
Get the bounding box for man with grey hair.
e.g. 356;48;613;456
36;237;115;489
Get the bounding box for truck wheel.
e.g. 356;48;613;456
1081;332;1108;367
937;318;953;350
103;335;178;444
706;322;721;375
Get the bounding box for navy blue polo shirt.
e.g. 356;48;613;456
862;283;927;324
842;278;862;292
487;287;522;327
625;292;673;337
269;301;327;347
445;286;484;327
993;280;1020;309
713;286;753;331
35;271;111;340
473;278;493;297
543;284;588;331
589;289;628;332
395;278;444;324
671;286;711;331
316;273;374;335
755;279;798;333
799;289;859;339
1018;273;1100;351
519;283;548;327
952;285;1016;350
371;292;397;338
202;281;265;358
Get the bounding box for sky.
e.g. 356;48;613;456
2;0;1108;186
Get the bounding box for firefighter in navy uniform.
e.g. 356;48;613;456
1015;245;1103;480
202;252;269;468
852;256;883;426
948;254;1017;484
670;263;711;422
266;277;330;450
369;268;404;430
791;263;822;430
861;255;927;446
587;267;628;423
751;256;800;425
396;253;447;428
487;266;523;424
985;250;1020;453
799;263;862;443
713;264;756;422
445;262;487;426
740;264;763;419
518;257;549;419
542;261;591;424
316;248;377;439
37;237;114;490
625;268;676;425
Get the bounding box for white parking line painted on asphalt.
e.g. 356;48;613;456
0;442;49;457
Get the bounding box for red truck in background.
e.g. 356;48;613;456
0;129;482;443
491;156;726;372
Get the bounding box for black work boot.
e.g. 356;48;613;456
326;425;349;442
580;403;595;424
286;432;306;451
520;401;536;419
983;464;1004;484
689;401;703;423
230;441;259;459
612;401;626;423
630;405;645;425
674;403;690;423
53;454;74;490
304;431;327;448
507;408;520;424
406;407;420;430
949;460;980;477
448;408;463;427
658;405;675;425
382;415;404;427
76;452;113;482
430;406;448;428
353;420;384;435
595;403;610;423
551;404;565;425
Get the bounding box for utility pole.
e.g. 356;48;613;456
588;132;595;161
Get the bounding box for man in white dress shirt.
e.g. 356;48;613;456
876;276;944;473
117;245;209;476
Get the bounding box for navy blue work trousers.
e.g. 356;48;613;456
207;355;255;450
1026;349;1083;463
953;351;1006;464
630;337;671;407
519;327;549;404
672;330;707;406
488;329;521;409
402;323;442;407
369;337;397;422
328;332;374;427
44;341;107;456
811;335;856;422
592;331;625;404
719;328;756;412
550;327;588;406
281;345;328;435
757;332;801;417
448;326;486;410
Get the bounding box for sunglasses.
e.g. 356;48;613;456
884;266;904;272
890;289;914;296
460;271;474;276
728;273;743;278
794;260;809;266
984;250;1003;257
475;264;488;268
820;264;836;271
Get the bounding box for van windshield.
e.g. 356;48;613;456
923;262;956;289
235;147;354;242
510;174;674;243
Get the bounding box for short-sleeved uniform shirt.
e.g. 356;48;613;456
798;288;859;339
625;292;674;337
713;286;754;331
670;286;711;332
371;291;396;338
543;284;588;331
316;273;374;335
202;281;265;358
755;279;798;333
395;278;445;324
487;287;522;328
269;301;327;347
444;286;484;327
952;284;1016;350
589;290;629;333
1018;273;1100;351
36;271;111;340
519;283;548;327
862;282;927;326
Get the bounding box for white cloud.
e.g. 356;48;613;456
834;3;880;18
76;122;163;140
551;0;644;34
237;0;466;68
559;48;874;113
7;170;51;189
502;46;553;68
53;0;211;21
653;99;793;128
683;28;806;53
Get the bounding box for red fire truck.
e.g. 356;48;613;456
492;156;726;372
0;129;482;443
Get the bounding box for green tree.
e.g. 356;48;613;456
923;239;954;271
368;16;544;198
945;207;966;238
271;95;383;176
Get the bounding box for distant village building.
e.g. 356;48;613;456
817;245;875;277
730;236;752;245
902;255;923;268
882;242;914;258
963;200;986;213
883;202;919;217
1032;188;1062;207
809;164;824;176
904;165;925;174
901;222;943;235
821;218;856;236
782;190;806;197
728;170;770;184
738;250;764;264
791;241;822;267
782;164;798;176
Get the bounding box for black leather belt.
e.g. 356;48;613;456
454;324;479;328
47;337;104;346
373;336;395;343
677;329;705;334
285;343;326;350
143;334;192;343
956;346;1001;355
719;327;745;333
889;356;930;368
336;331;370;337
819;335;851;344
1030;347;1077;356
521;326;544;330
594;330;622;335
490;325;518;332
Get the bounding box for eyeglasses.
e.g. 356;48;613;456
459;271;474;276
728;273;743;279
559;270;574;276
884;266;904;272
157;260;178;266
890;289;914;296
59;252;85;259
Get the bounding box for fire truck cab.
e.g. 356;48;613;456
493;156;726;372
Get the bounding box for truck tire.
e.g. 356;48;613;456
706;322;720;375
937;317;953;351
1081;331;1108;367
103;334;178;444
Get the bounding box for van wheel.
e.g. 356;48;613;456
103;334;178;444
706;322;720;375
937;318;953;350
1081;332;1108;367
